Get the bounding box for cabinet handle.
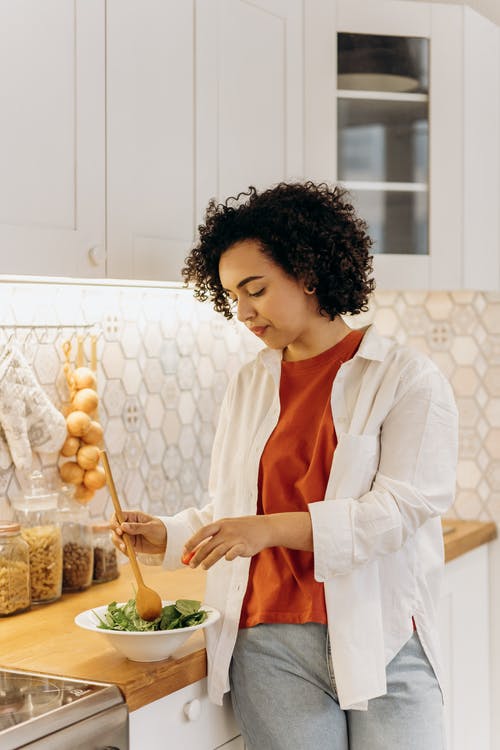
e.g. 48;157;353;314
183;698;202;721
88;246;107;266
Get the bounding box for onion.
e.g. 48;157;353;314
59;461;85;485
66;411;91;437
72;388;99;414
60;436;80;457
76;444;100;470
83;466;106;490
73;367;97;390
81;420;103;446
74;484;95;504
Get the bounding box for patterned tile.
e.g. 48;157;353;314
1;283;499;527
123;396;142;432
122;359;142;395
102;342;125;379
144;394;164;430
483;304;500;334
452;367;479;397
102;379;126;417
145;430;165;466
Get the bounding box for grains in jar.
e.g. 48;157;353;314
58;486;93;592
92;524;119;583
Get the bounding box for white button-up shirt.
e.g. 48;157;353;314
161;324;458;710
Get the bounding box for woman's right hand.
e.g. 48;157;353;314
110;510;167;557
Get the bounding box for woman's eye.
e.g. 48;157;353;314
249;288;265;298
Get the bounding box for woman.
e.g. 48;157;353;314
111;182;458;750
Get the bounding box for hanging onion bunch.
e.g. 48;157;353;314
59;339;106;503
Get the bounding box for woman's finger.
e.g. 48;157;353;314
197;542;231;570
225;543;245;562
183;522;220;553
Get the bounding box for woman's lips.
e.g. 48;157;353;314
250;326;268;337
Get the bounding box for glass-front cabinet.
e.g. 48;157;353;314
305;0;499;290
337;32;429;257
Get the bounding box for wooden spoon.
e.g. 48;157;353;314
100;450;163;622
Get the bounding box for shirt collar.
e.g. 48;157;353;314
355;324;393;362
258;323;393;379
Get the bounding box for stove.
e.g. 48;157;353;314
0;668;128;749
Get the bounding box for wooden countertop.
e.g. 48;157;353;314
442;517;497;562
0;565;208;711
0;518;496;711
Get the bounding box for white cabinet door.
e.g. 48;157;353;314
304;0;500;292
129;678;242;749
0;0;105;278
196;0;304;224
462;7;500;291
439;545;490;750
106;0;195;282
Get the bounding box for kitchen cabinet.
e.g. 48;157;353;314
0;0;498;288
129;677;244;749
106;0;195;282
0;0;302;283
110;0;303;281
0;0;106;278
195;0;303;225
304;0;500;291
108;0;303;281
439;543;491;750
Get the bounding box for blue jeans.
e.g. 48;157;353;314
229;623;445;750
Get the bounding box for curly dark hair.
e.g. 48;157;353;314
182;181;375;320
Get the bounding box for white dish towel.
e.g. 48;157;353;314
0;343;66;471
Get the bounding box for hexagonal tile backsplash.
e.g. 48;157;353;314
0;281;499;525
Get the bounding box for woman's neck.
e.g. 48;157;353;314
283;316;353;362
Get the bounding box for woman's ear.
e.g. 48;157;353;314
302;273;318;296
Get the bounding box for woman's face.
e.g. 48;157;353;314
218;239;320;352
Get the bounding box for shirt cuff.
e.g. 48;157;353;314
158;514;191;570
309;498;353;581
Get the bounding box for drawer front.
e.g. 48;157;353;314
130;678;241;749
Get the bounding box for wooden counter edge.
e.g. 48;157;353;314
443;519;497;563
123;647;207;711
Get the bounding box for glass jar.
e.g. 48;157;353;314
58;485;93;592
12;471;63;604
0;521;31;616
92;524;119;583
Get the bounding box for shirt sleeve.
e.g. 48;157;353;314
160;504;215;570
309;365;459;581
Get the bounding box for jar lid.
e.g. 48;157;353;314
0;521;21;534
12;470;59;511
92;523;111;533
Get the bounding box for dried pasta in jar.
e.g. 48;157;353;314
0;522;31;616
21;525;63;603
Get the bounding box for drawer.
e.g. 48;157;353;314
129;678;241;749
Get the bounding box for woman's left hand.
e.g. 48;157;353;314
182;515;273;570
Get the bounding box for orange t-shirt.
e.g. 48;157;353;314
239;329;365;629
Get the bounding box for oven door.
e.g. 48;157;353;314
22;704;129;749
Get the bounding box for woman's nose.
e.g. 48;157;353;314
236;297;255;322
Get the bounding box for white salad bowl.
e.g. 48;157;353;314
74;601;220;662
